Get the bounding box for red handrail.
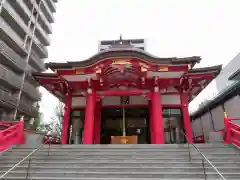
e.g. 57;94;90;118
0;120;25;152
224;117;240;147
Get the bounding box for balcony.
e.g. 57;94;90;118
23;0;52;34
0;17;27;56
0;64;41;101
8;0;51;44
2;2;48;58
23;83;41;101
0;39;45;75
31;38;48;58
0;89;18;108
0;89;38;117
46;0;56;13
20;98;38;117
0;40;26;73
41;0;54;23
23;82;41;101
30;50;45;71
0;64;21;90
0;15;47;61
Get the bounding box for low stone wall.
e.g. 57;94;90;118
24;131;44;148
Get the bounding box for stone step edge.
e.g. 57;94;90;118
0;171;239;175
0;166;239;169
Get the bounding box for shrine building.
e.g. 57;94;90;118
33;39;221;144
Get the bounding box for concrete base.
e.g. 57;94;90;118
208;132;224;143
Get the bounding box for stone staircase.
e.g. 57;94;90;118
0;144;239;179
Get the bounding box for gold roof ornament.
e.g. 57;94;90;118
112;59;132;65
141;67;147;72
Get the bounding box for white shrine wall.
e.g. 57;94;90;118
161;95;180;105
72;97;86;107
71;94;181;107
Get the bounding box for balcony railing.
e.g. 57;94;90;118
0;89;18;106
46;0;56;13
224;117;240;147
23;0;52;33
31;38;48;58
23;82;41;101
8;0;51;44
2;2;48;58
0;17;26;56
0;39;44;74
0;64;41;101
19;97;39;117
0;89;39;117
41;0;54;23
30;50;45;71
0;40;26;73
0;64;21;89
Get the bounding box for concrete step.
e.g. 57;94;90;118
2;153;239;158
14;143;231;149
1;157;239;164
0;177;233;180
0;143;238;180
1;161;239;168
2;171;239;179
1;166;239;173
10;146;237;151
1;156;239;162
3;151;239;156
1;159;240;166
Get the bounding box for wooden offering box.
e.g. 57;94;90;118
111;136;138;144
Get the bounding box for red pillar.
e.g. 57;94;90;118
94;101;101;144
149;101;155;143
151;86;165;144
180;93;193;143
83;89;96;144
61;92;72;144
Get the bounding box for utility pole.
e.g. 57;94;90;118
12;0;44;120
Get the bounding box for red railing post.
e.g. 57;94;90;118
224;117;231;144
18;120;25;144
0;133;3;151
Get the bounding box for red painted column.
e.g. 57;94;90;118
180;93;193;143
151;86;165;144
61;92;72;144
94;100;101;144
149;101;155;144
83;89;96;144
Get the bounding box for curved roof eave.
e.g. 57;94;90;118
189;65;222;74
46;48;201;70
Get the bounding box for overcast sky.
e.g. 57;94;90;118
40;0;240;122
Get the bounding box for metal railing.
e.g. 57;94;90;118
0;140;51;179
182;132;226;180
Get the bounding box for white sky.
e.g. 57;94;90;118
40;0;240;123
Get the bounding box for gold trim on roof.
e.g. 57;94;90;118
112;59;132;65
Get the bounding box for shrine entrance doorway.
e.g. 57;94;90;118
100;107;150;144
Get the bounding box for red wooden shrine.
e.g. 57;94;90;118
33;42;221;144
